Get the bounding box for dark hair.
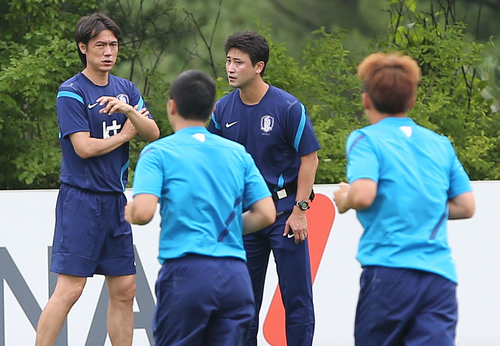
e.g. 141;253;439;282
75;13;122;67
169;70;216;122
224;31;269;76
358;52;421;114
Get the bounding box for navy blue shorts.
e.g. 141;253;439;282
153;255;255;346
50;184;136;277
355;266;457;346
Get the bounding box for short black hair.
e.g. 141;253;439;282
169;70;216;122
224;31;269;76
75;13;122;67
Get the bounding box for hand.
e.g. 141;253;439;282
134;104;150;118
120;119;138;141
97;96;134;116
124;201;134;224
284;208;308;244
333;182;351;213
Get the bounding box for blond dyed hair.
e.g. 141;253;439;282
358;52;421;114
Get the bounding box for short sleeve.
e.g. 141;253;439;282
57;90;88;138
286;102;321;157
208;101;222;134
129;82;153;119
447;145;472;199
346;130;379;183
132;145;164;198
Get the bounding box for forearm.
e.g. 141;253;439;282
296;152;319;201
125;194;158;225
448;191;475;219
242;210;268;234
242;196;276;234
124;108;159;142
70;132;130;159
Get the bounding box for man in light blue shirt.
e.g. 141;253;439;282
125;69;275;346
334;52;475;346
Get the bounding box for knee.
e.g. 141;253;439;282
110;282;136;303
54;283;85;305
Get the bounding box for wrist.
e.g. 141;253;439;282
294;200;310;211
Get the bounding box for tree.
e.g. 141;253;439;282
254;0;497;182
0;0;97;189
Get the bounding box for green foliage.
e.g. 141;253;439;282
0;0;96;189
380;0;500;180
263;27;363;183
1;0;498;189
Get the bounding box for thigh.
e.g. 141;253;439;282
96;193;135;276
405;274;457;346
355;267;422;346
205;259;255;346
243;231;271;302
270;213;313;306
153;256;218;346
51;185;102;277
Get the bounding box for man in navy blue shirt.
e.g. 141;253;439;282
36;13;159;346
209;31;320;346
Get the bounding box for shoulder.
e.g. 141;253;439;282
57;74;87;104
268;85;301;104
58;74;84;92
109;74;135;89
265;86;304;116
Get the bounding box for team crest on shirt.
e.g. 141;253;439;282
260;115;274;133
116;93;129;104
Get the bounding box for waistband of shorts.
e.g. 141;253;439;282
61;183;124;196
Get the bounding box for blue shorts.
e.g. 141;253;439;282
153;255;255;346
355;266;457;346
50;184;136;277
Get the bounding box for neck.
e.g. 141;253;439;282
82;69;109;86
239;78;269;105
173;119;206;132
367;110;407;124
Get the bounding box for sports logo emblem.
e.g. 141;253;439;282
117;93;129;104
260;115;274;133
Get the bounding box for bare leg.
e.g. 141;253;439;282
106;274;136;346
35;274;87;346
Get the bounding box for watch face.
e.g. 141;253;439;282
297;201;309;210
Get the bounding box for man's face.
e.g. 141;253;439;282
225;48;261;89
79;29;118;73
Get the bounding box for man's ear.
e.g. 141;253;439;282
362;92;372;110
407;95;416;110
167;98;177;115
78;42;87;55
255;61;265;74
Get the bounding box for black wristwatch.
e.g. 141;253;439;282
295;200;310;211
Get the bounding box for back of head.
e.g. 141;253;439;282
75;13;122;67
169;70;216;122
224;31;269;76
358;52;421;115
